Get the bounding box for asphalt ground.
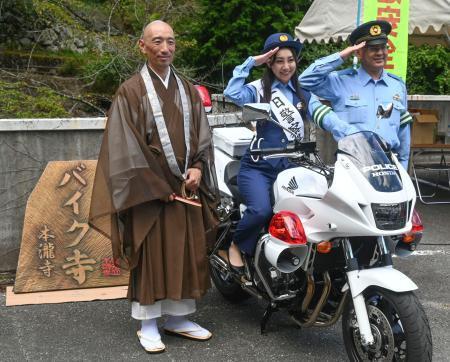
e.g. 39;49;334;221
1;187;449;361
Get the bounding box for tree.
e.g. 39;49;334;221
179;0;313;90
406;44;449;95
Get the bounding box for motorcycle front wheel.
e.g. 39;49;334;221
342;287;432;361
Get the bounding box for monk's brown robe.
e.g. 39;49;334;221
89;67;218;305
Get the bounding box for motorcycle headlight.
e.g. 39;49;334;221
371;202;408;230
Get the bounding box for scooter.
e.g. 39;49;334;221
209;103;432;361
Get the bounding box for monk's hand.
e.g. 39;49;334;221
253;47;279;66
185;168;202;191
339;41;366;60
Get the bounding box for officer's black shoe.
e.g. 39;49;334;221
227;249;246;279
230;263;245;276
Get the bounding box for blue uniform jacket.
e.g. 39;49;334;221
224;56;340;169
299;52;413;169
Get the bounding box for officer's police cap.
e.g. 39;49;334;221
349;20;392;46
262;33;302;55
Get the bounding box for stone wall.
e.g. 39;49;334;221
0;3;107;54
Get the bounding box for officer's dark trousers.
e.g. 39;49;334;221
234;159;285;256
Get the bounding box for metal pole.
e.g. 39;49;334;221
353;0;363;71
356;0;362;26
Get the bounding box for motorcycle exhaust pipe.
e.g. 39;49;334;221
264;239;308;273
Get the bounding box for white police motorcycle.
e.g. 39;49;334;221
209;103;432;361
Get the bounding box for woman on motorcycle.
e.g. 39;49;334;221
223;33;339;275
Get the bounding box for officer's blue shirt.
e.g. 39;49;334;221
224;57;341;167
224;56;339;117
299;52;413;169
225;56;300;105
225;56;338;169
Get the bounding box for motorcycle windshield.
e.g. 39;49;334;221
337;132;402;192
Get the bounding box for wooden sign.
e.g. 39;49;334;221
5;286;128;306
14;160;129;293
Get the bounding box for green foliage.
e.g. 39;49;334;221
81;53;138;93
1;0;449;120
58;52;87;76
0;0;36;41
114;0;149;34
298;41;346;73
1;49;91;77
33;0;79;28
180;0;312;88
0;81;69;118
406;44;449;95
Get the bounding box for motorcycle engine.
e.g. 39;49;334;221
254;244;301;297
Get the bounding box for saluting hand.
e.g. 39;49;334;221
339;41;366;60
253;47;280;66
185;167;202;191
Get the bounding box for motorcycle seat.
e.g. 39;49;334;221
224;160;244;203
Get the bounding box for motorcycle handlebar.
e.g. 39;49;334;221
249;141;316;156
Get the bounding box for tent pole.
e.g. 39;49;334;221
353;0;363;70
356;0;362;26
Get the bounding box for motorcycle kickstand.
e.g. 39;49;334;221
261;302;278;335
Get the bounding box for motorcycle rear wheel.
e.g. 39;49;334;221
342;287;432;361
210;259;250;303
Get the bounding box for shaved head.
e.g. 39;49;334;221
139;20;175;78
141;20;173;40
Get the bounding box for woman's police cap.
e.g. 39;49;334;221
349;20;392;45
262;33;302;55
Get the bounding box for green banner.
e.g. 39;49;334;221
363;0;410;81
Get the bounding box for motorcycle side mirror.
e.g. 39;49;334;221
242;103;271;122
376;103;393;119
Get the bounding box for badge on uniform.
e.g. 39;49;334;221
350;94;360;100
393;94;401;101
369;25;381;36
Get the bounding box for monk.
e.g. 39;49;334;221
89;20;218;354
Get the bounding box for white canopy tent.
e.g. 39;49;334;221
295;0;449;45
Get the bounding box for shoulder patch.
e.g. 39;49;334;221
387;72;405;83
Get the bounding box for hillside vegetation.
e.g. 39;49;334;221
0;0;448;117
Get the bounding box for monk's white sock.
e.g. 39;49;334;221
141;318;161;340
164;316;210;337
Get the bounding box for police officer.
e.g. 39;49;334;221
224;33;342;273
299;20;413;170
